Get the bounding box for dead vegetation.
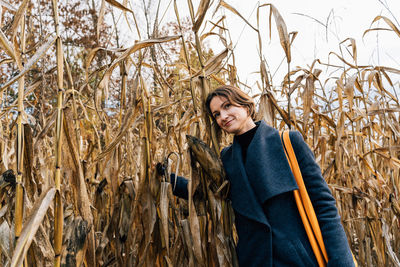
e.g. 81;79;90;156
0;0;399;266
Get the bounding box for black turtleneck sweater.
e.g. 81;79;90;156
235;123;259;162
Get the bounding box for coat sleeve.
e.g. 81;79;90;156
170;173;189;200
289;131;355;267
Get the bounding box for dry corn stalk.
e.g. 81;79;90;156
51;0;64;266
14;10;26;250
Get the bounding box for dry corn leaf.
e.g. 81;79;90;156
261;3;291;63
329;52;361;69
219;0;257;32
0;0;17;11
364;15;400;38
186;0;195;21
160;181;170;254
382;222;400;266
11;188;56;267
181;219;195;267
63;110;96;266
0;28;15;59
183;48;229;81
193;0;211;32
8;0;28;38
137;184;157;266
106;0;134;13
0;220;11;261
202;47;229;77
98;35;180;91
345;74;357;111
97;0;106;41
0;35;57;92
260;60;271;90
341;38;357;63
62;216;90;267
372;71;399;103
258;92;275;126
303;70;320;125
188;198;204;265
96;78;140;161
290;74;305;95
367;107;400;116
85;46;125;77
375;65;400;75
379;68;395;88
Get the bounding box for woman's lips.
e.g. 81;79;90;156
224;119;233;127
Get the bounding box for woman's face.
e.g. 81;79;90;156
209;95;255;135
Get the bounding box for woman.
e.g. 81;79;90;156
172;85;354;266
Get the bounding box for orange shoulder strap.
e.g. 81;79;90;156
281;130;328;267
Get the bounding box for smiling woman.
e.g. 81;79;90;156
206;85;256;135
172;85;355;267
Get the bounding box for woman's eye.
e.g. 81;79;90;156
214;113;220;118
224;103;231;109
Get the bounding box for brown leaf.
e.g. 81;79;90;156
11;188;56;267
345;74;357;111
106;0;134;13
364;16;400;38
183;48;229;81
160;182;170;254
98;0;106;41
98;35;180;91
0;220;11;261
188;196;204;265
219;0;258;32
0;0;17;11
62;216;91;267
0;28;15;59
181;220;195;267
96;99;140;161
341;38;357;63
290;74;305;95
193;0;211;32
258;92;275;126
0;35;57;93
303;71;318;127
7;0;28;39
261;4;291;63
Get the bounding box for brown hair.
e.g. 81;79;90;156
205;85;256;121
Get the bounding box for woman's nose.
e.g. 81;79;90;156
220;110;228;120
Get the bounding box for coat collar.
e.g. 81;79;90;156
221;120;298;226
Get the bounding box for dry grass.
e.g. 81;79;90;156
0;0;399;266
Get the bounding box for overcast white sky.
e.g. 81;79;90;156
121;0;400;91
207;0;400;89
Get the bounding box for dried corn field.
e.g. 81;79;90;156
0;0;399;266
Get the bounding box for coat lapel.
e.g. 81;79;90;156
222;140;270;226
221;121;298;226
245;121;298;203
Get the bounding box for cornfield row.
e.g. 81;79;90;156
0;0;399;266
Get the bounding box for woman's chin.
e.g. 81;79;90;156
222;127;233;134
225;127;239;135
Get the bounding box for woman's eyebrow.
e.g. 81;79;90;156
212;100;230;115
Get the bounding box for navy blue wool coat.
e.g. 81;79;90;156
173;121;354;267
